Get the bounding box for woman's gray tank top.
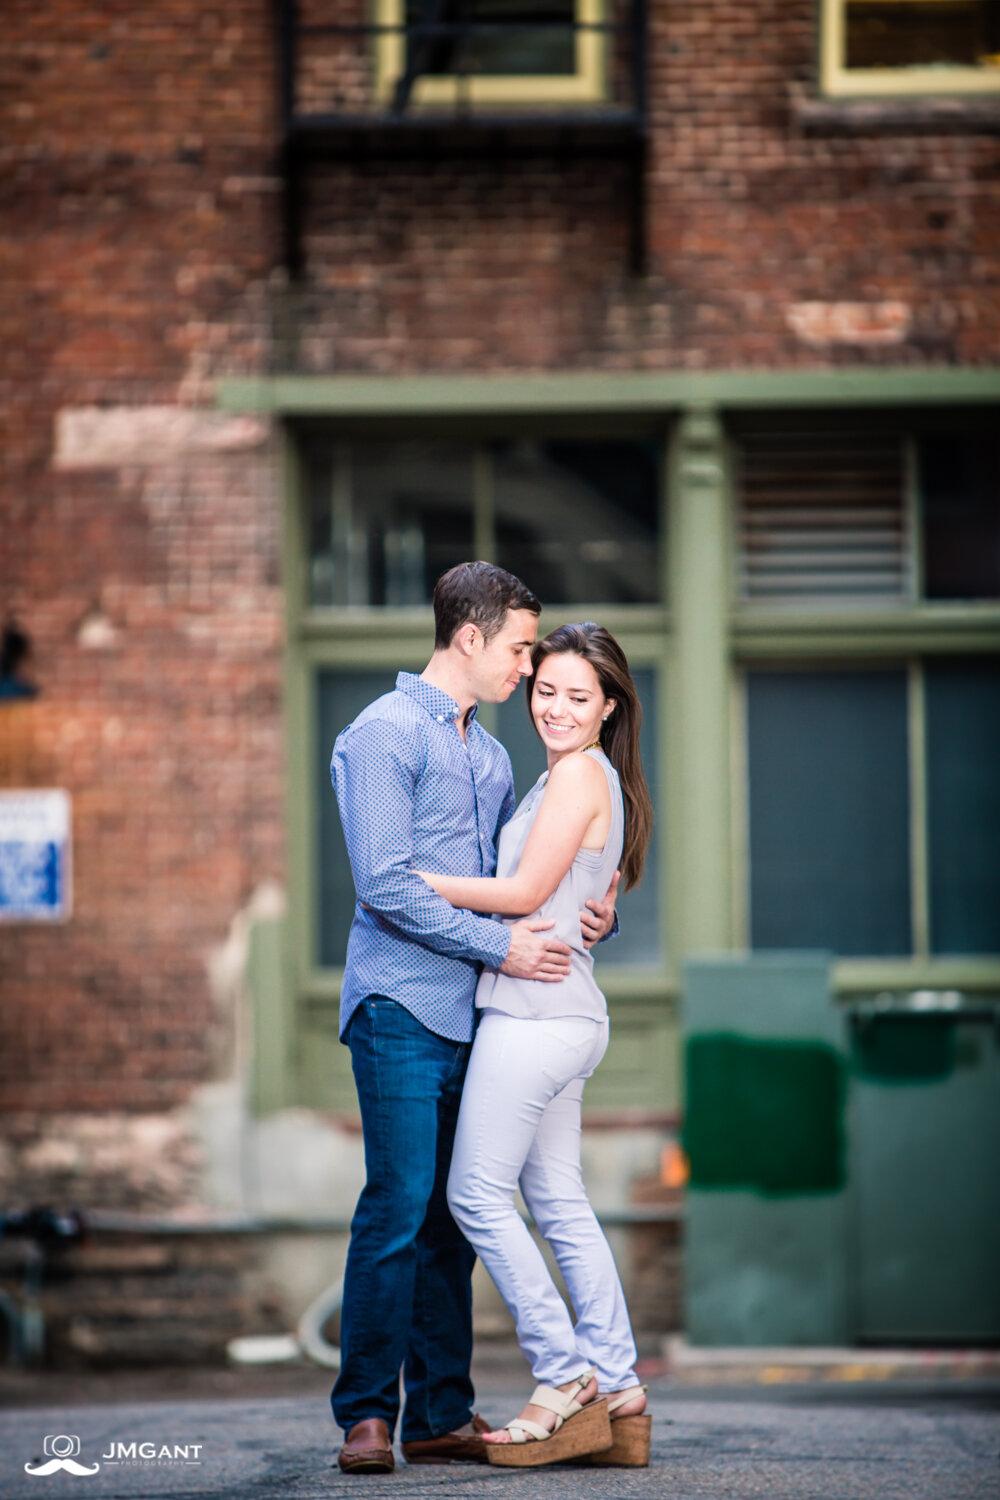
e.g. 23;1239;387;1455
475;747;624;1022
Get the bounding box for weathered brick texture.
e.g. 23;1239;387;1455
1;3;284;1118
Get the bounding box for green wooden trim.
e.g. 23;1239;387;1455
729;671;750;950
652;646;675;988
247;914;294;1115
281;428;315;1105
303;637;429;671
300;967;679;1007
301;971;342;1006
732;605;1000;658
666;406;734;957
834;958;1000;993
219;368;1000;416
296;604;671;642
297;628;672;673
908;661;930;960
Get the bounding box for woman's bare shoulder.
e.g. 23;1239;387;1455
544;751;608;793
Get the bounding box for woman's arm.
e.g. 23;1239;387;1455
418;754;608;916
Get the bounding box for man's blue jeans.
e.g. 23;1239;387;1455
331;996;477;1442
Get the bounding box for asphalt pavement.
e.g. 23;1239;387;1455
1;1358;998;1500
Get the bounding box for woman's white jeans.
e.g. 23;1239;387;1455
447;1009;638;1392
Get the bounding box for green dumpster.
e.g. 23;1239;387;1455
682;954;849;1346
847;992;1000;1343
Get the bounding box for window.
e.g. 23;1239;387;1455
745;659;1000;960
374;0;608;106
746;668;912;955
822;0;1000;96
738;431;911;604
737;427;1000;607
925;656;1000;953
306;442;476;608
492;439;660;604
736;420;1000;965
921;434;1000;599
305;435;661;608
315;667;399;969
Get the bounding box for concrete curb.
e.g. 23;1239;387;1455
663;1333;1000;1384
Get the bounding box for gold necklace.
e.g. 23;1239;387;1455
582;736;602;752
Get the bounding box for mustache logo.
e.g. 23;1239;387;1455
24;1457;101;1476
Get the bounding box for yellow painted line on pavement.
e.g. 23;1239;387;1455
827;1364;895;1381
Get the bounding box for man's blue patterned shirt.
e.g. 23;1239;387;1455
331;671;515;1043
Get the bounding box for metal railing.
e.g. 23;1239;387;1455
273;3;649;273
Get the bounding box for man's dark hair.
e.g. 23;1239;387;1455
433;561;540;650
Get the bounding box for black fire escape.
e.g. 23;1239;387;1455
275;2;648;275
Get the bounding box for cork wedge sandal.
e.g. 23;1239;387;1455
569;1385;651;1467
485;1367;612;1468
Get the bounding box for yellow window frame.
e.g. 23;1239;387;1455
374;0;607;106
821;0;1000;96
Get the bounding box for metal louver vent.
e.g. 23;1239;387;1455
738;433;909;603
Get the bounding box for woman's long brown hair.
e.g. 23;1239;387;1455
528;622;653;891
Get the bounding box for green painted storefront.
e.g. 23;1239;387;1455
226;367;1000;1343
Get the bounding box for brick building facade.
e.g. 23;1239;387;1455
2;2;998;1363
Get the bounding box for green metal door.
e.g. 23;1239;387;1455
849;998;1000;1343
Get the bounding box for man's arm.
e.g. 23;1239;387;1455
416;752;602;916
332;718;570;980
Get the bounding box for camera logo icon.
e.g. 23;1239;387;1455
45;1436;80;1458
25;1434;100;1477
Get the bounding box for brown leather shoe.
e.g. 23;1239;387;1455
338;1418;394;1474
401;1413;491;1465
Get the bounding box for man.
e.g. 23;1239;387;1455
329;561;618;1474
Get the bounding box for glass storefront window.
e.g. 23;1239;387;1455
925;656;1000;954
316;669;399;967
747;669;912;955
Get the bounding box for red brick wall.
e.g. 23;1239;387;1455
284;0;1000;370
2;0;998;1117
0;2;282;1114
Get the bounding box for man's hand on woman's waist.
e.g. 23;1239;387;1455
499;919;572;981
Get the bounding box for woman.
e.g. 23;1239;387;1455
417;622;654;1469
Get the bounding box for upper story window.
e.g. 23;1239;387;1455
736;426;1000;607
305;435;661;609
375;0;608;107
821;0;1000;96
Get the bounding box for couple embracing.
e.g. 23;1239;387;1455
330;562;653;1473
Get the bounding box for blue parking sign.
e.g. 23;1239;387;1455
0;790;72;921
